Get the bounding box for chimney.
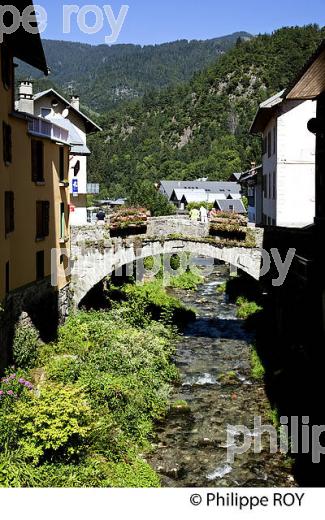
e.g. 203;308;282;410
70;94;80;111
18;80;34;114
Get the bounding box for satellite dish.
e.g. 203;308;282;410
62;108;69;118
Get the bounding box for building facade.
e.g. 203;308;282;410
239;165;263;225
18;87;102;226
251;91;316;227
160;180;242;210
0;4;71;368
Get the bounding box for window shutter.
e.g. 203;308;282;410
31;140;44;182
5;193;10;235
43;201;50;237
1;45;11;89
7;125;12;163
36;201;42;238
3;123;12;164
4;191;14;235
59;147;65;181
32;141;38;182
9;192;14;232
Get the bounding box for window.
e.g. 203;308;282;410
1;44;11;89
59;147;65;182
31;140;44;183
268;131;272;158
60;202;65;240
36;201;50;240
36;251;45;280
229;204;234;212
41;108;51;118
3;122;12;165
4;191;14;236
5;262;9;294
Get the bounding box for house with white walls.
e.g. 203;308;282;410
18;84;101;225
250;90;316;227
161;180;242;210
239;164;263;225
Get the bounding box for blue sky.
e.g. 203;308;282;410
38;0;325;46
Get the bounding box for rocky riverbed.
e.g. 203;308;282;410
149;265;296;487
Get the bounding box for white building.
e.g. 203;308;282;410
239;165;263;225
251;90;316;227
18;84;102;225
161;180;242;210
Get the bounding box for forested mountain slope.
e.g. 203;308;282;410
87;25;325;200
17;32;252;112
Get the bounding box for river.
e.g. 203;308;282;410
149;264;296;487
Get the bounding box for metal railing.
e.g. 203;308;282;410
28;116;69;143
87;183;100;194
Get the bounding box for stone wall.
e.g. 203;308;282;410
147;217;209;238
0;278;71;371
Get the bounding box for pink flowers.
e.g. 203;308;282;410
18;378;33;389
0;373;33;401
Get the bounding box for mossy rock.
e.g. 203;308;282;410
219;371;238;385
170;400;191;414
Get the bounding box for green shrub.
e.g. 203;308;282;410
0;451;160;488
104;459;160;488
250;349;265;381
170;270;203;290
1;276;188;487
2;384;92;464
236;297;262;319
216;282;227;294
45;356;82;384
122;280;196;326
12;324;40;369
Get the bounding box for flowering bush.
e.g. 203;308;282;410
0;373;33;405
110;207;150;232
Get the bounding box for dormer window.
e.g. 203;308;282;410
41;108;51;118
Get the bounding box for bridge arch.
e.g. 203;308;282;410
71;237;262;307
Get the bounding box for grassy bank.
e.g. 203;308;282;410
0;282;195;488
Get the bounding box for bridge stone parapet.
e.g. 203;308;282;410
146;216;209;238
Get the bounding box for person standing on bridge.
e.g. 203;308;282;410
96;209;106;226
200;206;208;224
190;207;200;221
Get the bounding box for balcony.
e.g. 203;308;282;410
28;116;69;144
87;183;100;195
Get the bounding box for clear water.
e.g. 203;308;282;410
149;265;296;487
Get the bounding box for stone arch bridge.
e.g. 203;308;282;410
70;216;264;306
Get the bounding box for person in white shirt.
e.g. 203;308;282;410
200;206;208;224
